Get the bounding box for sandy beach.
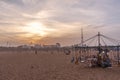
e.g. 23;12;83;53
0;50;120;80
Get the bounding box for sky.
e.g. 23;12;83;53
0;0;120;46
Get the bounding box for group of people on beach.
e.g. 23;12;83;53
89;52;112;68
71;47;112;68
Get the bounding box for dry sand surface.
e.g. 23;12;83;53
0;50;120;80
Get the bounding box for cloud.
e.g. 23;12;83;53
0;0;120;46
1;0;24;6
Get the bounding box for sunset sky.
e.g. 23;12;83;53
0;0;120;46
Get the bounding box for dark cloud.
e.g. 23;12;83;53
1;0;24;6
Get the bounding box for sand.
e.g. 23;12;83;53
0;50;120;80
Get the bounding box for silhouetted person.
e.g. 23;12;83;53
35;50;37;55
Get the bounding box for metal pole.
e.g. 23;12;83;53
98;32;101;47
81;28;84;46
117;45;120;65
98;32;101;54
81;28;84;61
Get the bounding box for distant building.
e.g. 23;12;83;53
17;43;61;49
43;43;61;48
17;45;31;49
56;43;61;47
34;44;42;49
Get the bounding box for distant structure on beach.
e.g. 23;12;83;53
34;44;42;49
17;43;61;49
43;43;61;48
17;45;32;49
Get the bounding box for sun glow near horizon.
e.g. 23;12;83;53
23;22;49;37
18;21;58;44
